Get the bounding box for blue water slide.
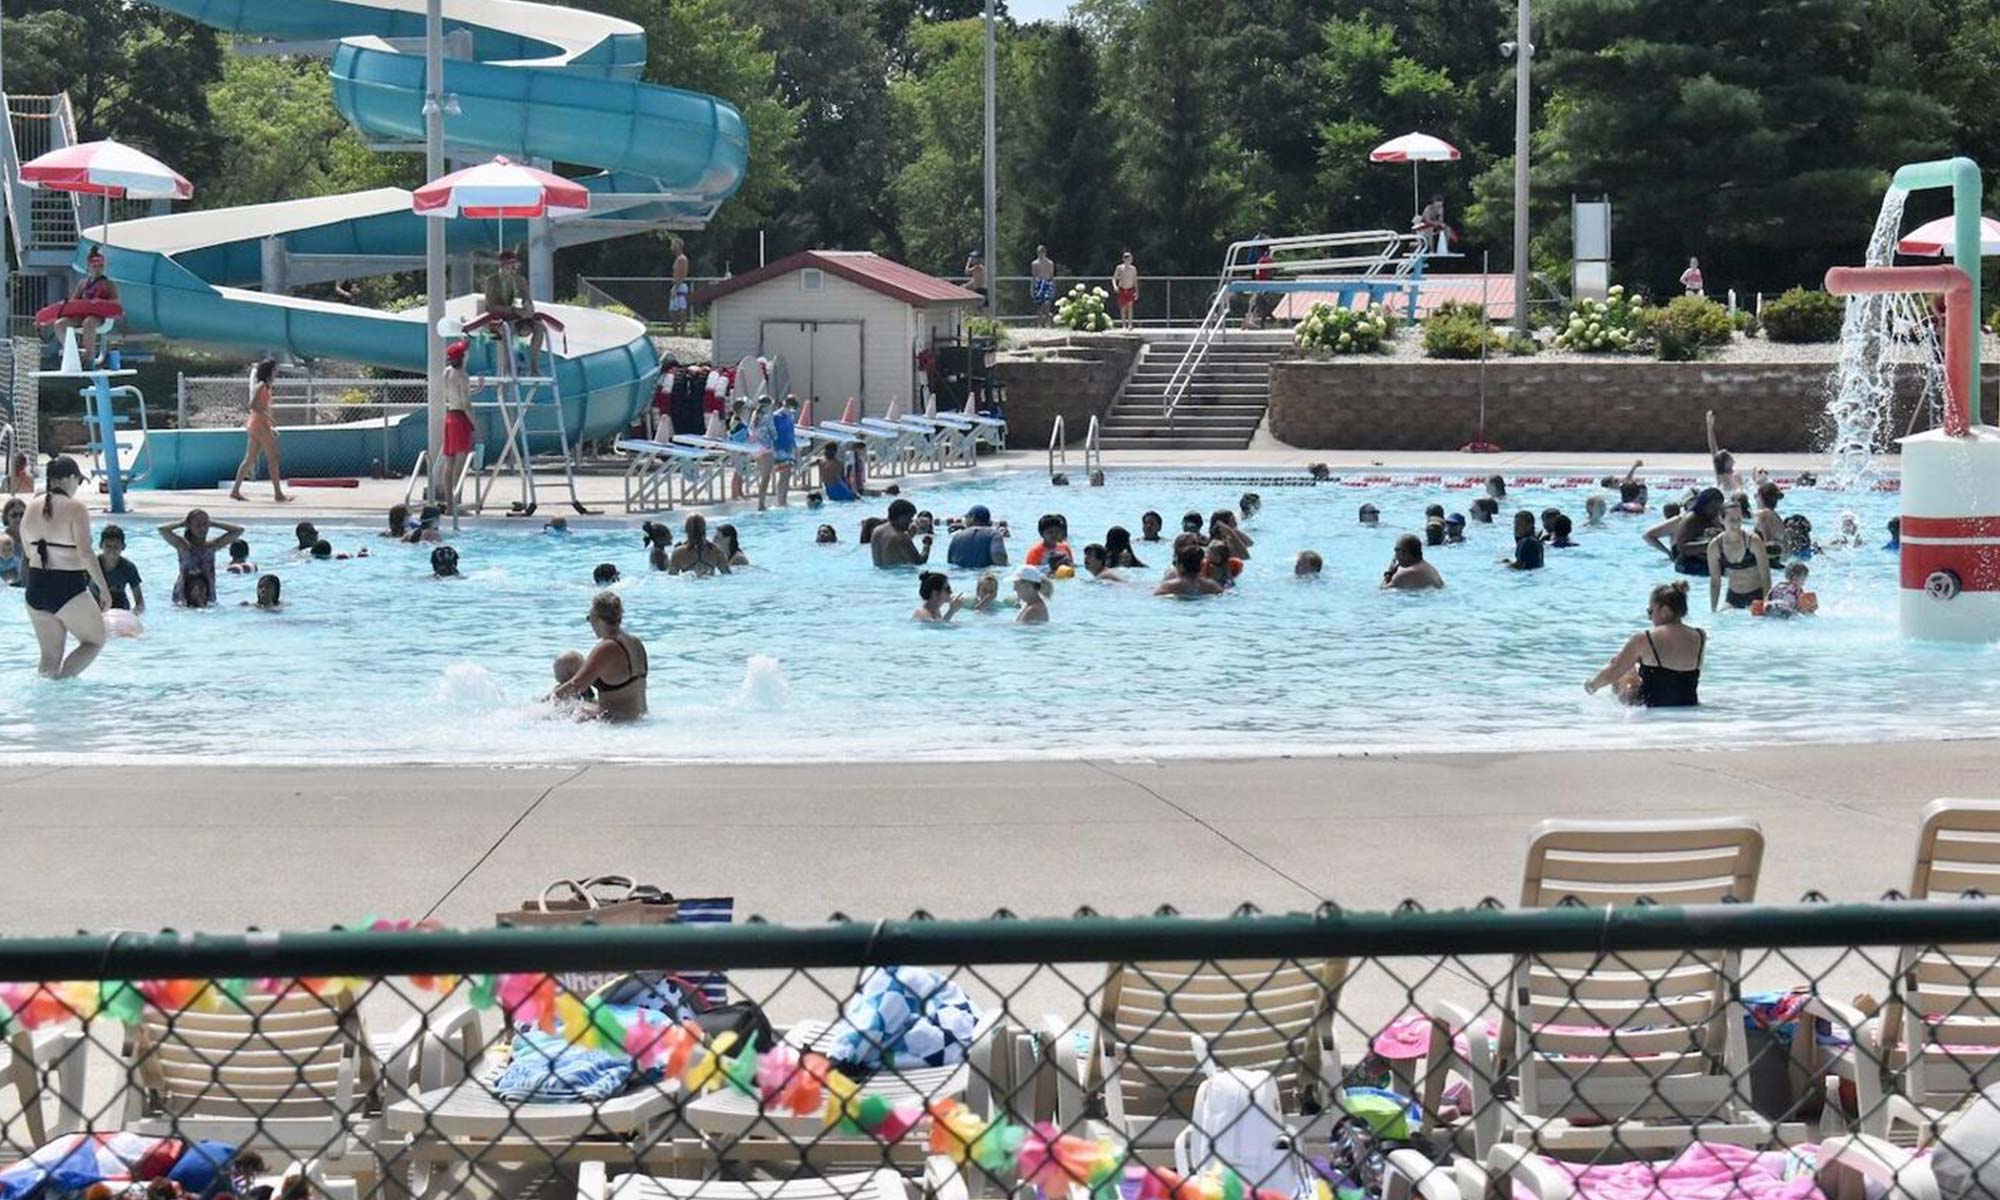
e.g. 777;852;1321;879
94;0;747;488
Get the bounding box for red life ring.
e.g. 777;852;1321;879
36;299;122;327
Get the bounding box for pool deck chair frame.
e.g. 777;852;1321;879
1810;798;2000;1143
1420;818;1779;1160
616;437;727;512
1043;958;1348;1155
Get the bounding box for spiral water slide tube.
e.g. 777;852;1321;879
91;0;747;488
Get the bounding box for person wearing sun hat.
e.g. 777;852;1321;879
1012;565;1050;624
440;339;475;514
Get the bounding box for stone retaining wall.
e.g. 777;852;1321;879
1267;358;1996;452
990;334;1141;449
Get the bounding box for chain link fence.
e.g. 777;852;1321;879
1;816;1998;1200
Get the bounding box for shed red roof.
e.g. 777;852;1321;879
691;250;980;308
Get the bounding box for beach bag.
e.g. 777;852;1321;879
497;875;677;929
1176;1067;1308;1197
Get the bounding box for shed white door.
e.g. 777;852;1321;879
760;320;864;414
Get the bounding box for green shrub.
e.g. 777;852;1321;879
1428;300;1488;323
1760;287;1844;343
1421;311;1500;359
965;315;1012;348
1294;303;1395;355
1648;295;1733;361
1054;284;1112;332
1504;332;1539;357
1730;309;1759;338
1553;285;1647;353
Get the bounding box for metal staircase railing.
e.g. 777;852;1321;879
1160;229;1427;428
1083;412;1101;478
2;94;82;259
1047;413;1065;479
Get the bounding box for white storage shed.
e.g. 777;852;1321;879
694;250;979;416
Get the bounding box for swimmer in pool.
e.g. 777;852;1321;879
1383;534;1444;590
1470;498;1499;524
405;506;444;544
1885;517;1901;551
1585;581;1704;707
913;570;964;622
815;524;838;545
642;520;673;569
1485;475;1507;501
1082;543;1124;581
226;539;257;574
1103;525;1145;569
1706;410;1743;494
294;521;319;552
1706;497;1770;611
1585;495;1608;526
1359;503;1380;527
1181;511;1204;536
1024;515;1074;570
550;591;648;721
19;456;113;678
593;562;620;586
716;523;749;567
431;545;460;577
1295;550;1323;577
1013;565;1051;623
1155;545;1224;597
1503;512;1545;570
869;499;930;568
966;572;1000;612
551;649;593;705
1644;487;1724;574
1209;509;1252;558
382;504;410;538
669;513;732;575
1239;492;1261;522
246;574;282;610
1443;513;1466;543
1140;511;1165;543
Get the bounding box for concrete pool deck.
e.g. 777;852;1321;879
4;737;1983;934
87;448;1857;521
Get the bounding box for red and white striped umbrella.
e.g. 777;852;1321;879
19;140;192;200
1368;132;1462;164
412;155;590;219
1369;133;1461;228
1897;215;2000;258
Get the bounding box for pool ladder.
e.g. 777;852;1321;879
1048;413;1101;482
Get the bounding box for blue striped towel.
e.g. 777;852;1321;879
492;1030;633;1104
675;896;734;1008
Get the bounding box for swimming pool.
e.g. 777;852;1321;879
0;470;1968;764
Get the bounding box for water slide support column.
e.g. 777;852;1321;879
423;0;445;501
529;158;554;304
1890;158;1982;423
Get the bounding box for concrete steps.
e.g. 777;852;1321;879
1100;334;1292;449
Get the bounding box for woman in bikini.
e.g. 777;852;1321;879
1705;497;1770;612
230;359;291;502
157;509;245;609
1584;581;1706;707
551;591;649;721
19;456;113;678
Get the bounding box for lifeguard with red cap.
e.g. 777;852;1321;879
440;339;475;513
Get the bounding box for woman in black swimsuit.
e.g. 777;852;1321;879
550;591;649;721
1706;498;1770;611
18;456;113;678
1585;581;1706;708
1642;487;1725;575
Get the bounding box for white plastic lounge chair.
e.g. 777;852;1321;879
1042;959;1348;1156
898;417;978;468
1810;799;2000;1143
820;422;907;478
579;1156;965;1200
385;1037;683;1196
120;986;475;1194
5;1023;87;1144
1420;818;1777;1159
617;437;727;511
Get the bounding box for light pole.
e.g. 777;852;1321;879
424;0;446;499
1510;0;1532;335
982;0;997;325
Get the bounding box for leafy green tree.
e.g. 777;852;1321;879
1312;15;1462;233
2;0;224;182
1012;23;1113;273
202;57;415;210
744;0;906;256
1532;0;1950;294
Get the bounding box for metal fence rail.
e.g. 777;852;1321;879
0;897;1984;1200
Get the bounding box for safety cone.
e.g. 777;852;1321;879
58;328;82;375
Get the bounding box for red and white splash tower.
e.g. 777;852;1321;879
1824;157;2000;641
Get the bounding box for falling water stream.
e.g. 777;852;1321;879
1823;186;1950;493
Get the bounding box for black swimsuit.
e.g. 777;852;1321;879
23;534;87;614
596;633;647;694
1718;536;1764;608
1635;629;1704;708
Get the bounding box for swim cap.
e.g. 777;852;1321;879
1014;565;1047;586
1445;513;1465;526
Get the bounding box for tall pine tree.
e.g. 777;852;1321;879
1012;24;1113;273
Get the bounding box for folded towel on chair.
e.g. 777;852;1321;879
491;1030;634;1104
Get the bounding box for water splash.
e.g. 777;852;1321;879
431;661;508;707
1823;186;1949;491
733;654;791;708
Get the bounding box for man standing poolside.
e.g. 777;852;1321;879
1030;246;1056;324
871;498;932;568
947;505;1008;570
1112;251;1139;330
669;238;692;335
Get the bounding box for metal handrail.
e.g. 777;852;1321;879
1162;230;1431;426
1048;412;1065;479
1084;412;1101;477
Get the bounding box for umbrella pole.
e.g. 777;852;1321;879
1413;163;1421;224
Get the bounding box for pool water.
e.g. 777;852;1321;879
0;471;1973;764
